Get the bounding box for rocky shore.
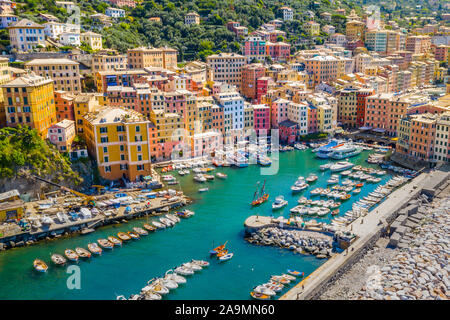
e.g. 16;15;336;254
245;227;334;258
319;186;450;300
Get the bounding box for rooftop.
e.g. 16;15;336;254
25;58;79;66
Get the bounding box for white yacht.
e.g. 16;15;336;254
272;196;288;210
330;161;355;172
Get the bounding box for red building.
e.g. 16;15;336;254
253;104;271;135
357;89;374;128
54;90;75;122
307;106;318;133
266;42;290;61
279;120;299;144
241;63;266;101
256;77;271;103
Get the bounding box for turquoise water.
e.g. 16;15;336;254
0;150;391;300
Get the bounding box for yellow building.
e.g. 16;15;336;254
0;57;11;127
81;31;103;51
0;190;23;222
127;47;178;70
150;109;184;159
73;93;101;135
317;104;333;132
304;21;320;36
83;107;152;181
1;73;56;137
346;20;365;41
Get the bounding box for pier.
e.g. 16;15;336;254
0;193;190;250
279;167;450;300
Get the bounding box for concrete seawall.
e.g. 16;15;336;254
280;168;449;300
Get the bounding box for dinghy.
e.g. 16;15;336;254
64;249;79;262
75;247;91;259
51;254;67;266
108;236;123;246
88;243;102;255
128;231;140;240
33;259;48;272
98;238;114;249
117;232;132;241
250;291;271;300
219;253;234;261
133;227;148;236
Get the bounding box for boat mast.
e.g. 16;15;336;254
253;182;260;201
260;179;266;197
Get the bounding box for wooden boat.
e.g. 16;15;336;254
210;241;227;255
251;180;269;206
51;254;67;266
143;223;157;232
64;249;79;262
216;249;228;258
250;291;271;300
128;231;140;240
331;209;340;216
33;259;48;272
340;194;351;201
88;242;102;255
287;269;304;277
98;239;114;249
353;188;361;194
108;236;123;246
218;253;233;261
355;183;364;188
75;247;91;259
133;227;148;236
216;172;227;179
117;232;132;241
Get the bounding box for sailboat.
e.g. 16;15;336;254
209;241;227;255
251;180;269;206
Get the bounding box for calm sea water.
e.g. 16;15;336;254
0;149;391;300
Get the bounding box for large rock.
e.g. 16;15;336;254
389;233;401;247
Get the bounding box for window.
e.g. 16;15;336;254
105;166;111;172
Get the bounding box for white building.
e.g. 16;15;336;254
185;12;200;25
44;22;80;39
59;32;81;46
214;84;244;131
105;7;125;18
0;13;17;29
288;102;308;135
8;19;45;52
188;131;222;158
280;6;293;21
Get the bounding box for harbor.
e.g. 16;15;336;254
0;145;421;300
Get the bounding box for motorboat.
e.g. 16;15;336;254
317;207;330;217
108;236;123;246
33;259;48;272
191;259;210;267
330;161;354;172
117;232;132;241
219;253;234;261
316;140;341;158
254;285;276;296
145;281;169;295
166;214;180;223
340;170;352;176
270;275;290;284
250;291;271;300
152;221;166;229
160;217;174;227
331;209;339;216
291;181;308;193
98;239;114;249
263;282;284;293
327;175;340;184
216;172;227;179
165;270;187;284
182;262;202;271
88;243;102;255
281;274;296;281
198;187;209;193
143;291;162;300
194;175;207;183
306;174;318;182
75;247;91;259
154;277;178;290
128;231;140;239
329;144;363;160
174;265;194;276
353;188;361;194
272;196;288;210
143;223;157;232
320;163;332;171
176;209;195;218
133;227;148;236
64;249;79;262
51;254;67;266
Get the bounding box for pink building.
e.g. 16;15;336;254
253;104;271;134
256;77;271;103
108;0;136;8
307;106;318;133
266;42;290;61
271;98;290;128
48;119;75;153
279;120;299;144
243;36;267;62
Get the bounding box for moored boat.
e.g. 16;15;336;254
88;243;102;255
143;223;157;232
152;221;166;229
133;227;148;236
33;259;48;272
287;269;304;277
64;249;79;262
117;232;132;241
108;236;123;246
250;291;271;300
216;172;227;179
218;253;234;261
98;238;114;249
51;254;67;266
191;259;210;267
272;196;288;210
75;247;91;259
174;265;194;276
128;231;140;240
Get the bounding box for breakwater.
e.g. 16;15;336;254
280;166;450;300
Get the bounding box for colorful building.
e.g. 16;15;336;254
1;74;56;137
241;63;266;101
48;119;75;152
8;19;45;52
127;47;178;70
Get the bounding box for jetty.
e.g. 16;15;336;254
279;166;450;300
